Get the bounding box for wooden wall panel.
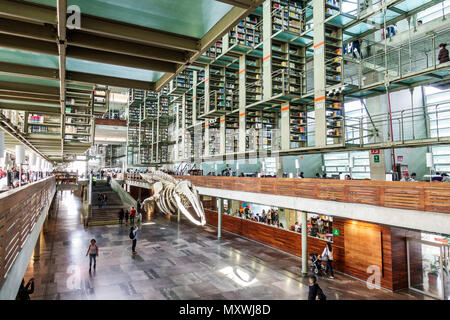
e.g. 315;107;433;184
203;209;408;291
344;224;383;274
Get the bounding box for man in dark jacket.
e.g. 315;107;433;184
438;43;449;64
16;278;34;300
308;275;326;300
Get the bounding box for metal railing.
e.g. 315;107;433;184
344;28;450;90
345;102;450;146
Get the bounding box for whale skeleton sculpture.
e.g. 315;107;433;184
140;171;206;226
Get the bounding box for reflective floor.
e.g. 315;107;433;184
24;191;432;300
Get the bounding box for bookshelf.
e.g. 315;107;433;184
289;103;307;148
246;110;276;151
226;116;239;153
246;56;263;105
229;13;261;47
271;0;304;34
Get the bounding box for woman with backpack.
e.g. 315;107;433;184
129;225;138;254
85;239;99;272
321;243;334;279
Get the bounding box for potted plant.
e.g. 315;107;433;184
427;257;448;290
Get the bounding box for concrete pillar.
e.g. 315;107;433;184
301;211;308;276
217;198;223;239
219;115;226;155
177;207;181;223
370;149;387;180
238;55;247;153
262;0;272;100
280;102;290;151
313;0;327;147
33;229;42;262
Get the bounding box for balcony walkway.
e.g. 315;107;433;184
23;191;430;300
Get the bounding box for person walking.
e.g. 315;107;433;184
137;199;142;214
438;43;449;64
97;193;103;208
130;207;136;225
130;225;138;254
119;208;124;225
308;275;326;300
124;209;129;226
103;193;108;206
321;243;334;279
16;278;34;300
85;239;99;272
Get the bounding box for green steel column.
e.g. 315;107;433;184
177;207;181;223
301;210;308;276
193;71;198;125
175;102;180;162
239;55;247;153
181;94;186;160
218;198;223;239
205;65;211;115
262;0;272;100
156;93;161;163
313;0;327;147
204;122;210;156
280;102;290;150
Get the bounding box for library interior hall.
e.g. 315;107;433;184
1;0;450;301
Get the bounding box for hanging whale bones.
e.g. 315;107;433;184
141;171;206;226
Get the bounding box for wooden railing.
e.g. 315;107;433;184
124;174;450;215
0;176;55;286
188;176;450;214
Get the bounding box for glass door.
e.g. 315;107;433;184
407;238;449;300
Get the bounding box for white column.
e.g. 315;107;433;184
217;198;223;239
15;145;25;165
301;211;308;276
0;130;4;159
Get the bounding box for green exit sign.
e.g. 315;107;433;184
333;228;340;236
374;155;380;163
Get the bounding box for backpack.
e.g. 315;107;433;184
317;287;327;300
129;228;134;239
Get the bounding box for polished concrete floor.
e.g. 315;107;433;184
24;191;432;300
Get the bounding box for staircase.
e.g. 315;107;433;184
90;180;128;225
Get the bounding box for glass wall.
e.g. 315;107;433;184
221;199;333;242
407;235;449;300
323;150;371;179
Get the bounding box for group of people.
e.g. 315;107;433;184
118;206;140;226
97;193;108;208
233;207;285;229
0;167;49;191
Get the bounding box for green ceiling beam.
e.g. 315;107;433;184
67;31;188;64
0;31;178;73
67;71;155;91
215;0;257;8
66;46;178;73
0;80;59;96
0;0;199;52
0;101;60;113
155;0;264;91
0;0;56;24
0;61;58;79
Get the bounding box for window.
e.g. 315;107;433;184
324;150;371;179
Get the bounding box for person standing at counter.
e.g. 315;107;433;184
321;243;334;279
